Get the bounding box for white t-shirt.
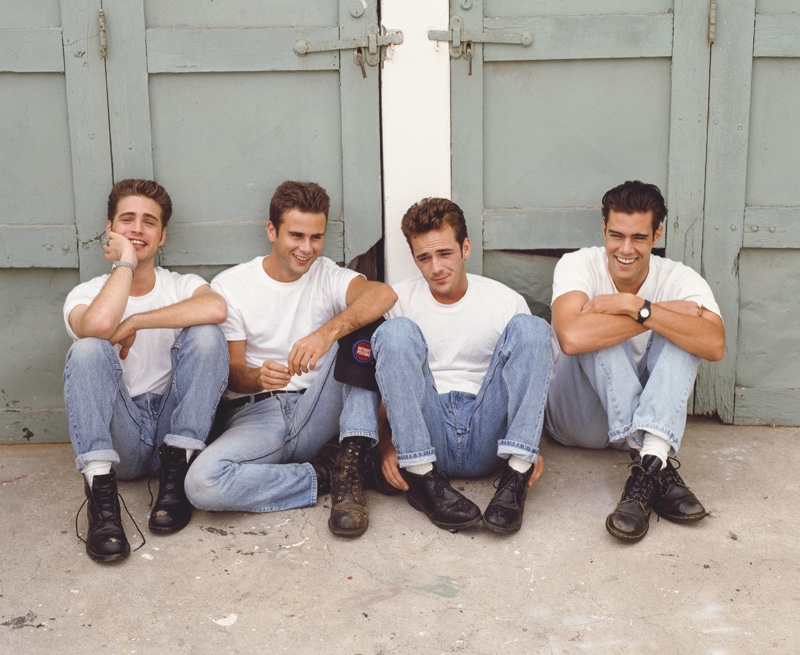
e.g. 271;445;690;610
211;256;360;397
387;273;531;395
63;267;207;397
551;246;721;362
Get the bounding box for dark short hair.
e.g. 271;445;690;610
601;180;667;234
400;197;468;249
269;181;330;231
107;179;173;227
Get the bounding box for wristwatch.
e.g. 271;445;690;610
637;299;651;324
111;260;135;276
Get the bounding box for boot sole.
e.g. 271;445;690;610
483;517;522;535
407;494;482;531
653;507;709;524
87;546;130;562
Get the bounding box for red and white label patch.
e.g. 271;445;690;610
352;340;374;364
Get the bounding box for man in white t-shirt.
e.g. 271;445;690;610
546;180;725;543
63;179;229;562
185;181;397;538
371;198;551;534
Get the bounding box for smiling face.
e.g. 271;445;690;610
108;195;166;265
603;209;663;294
264;208;326;282
409;225;471;304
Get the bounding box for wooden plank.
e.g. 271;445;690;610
734;388;800;426
0;225;78;267
451;0;485;274
160;221;344;267
665;0;711;272
0;28;63;72
743;207;800;248
146;27;339;73
700;1;756;422
0;408;70;444
339;0;381;264
484;14;673;61
667;0;713;415
61;0;114;282
484;208;603;250
754;14;800;57
103;0;154;181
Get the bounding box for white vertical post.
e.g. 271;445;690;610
380;0;452;284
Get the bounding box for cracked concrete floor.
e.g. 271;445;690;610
1;416;798;654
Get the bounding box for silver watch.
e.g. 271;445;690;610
111;260;135;276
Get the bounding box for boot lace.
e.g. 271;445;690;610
75;489;146;552
659;457;687;488
624;464;656;505
337;439;365;499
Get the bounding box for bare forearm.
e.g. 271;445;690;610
227;362;264;394
126;294;227;331
72;268;134;338
314;281;397;349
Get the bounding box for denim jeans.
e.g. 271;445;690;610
184;343;379;513
545;333;700;455
62;324;229;479
371;315;552;476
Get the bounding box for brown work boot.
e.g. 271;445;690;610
328;437;370;537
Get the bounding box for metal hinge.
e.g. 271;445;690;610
99;9;107;59
708;0;717;45
428;15;533;60
293;23;403;74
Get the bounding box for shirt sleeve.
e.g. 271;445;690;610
63;276;107;341
552;251;595;305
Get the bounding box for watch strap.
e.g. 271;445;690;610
111;260;135;276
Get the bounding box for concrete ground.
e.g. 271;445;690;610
1;416;798;655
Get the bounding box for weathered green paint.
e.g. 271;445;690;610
1;0;383;443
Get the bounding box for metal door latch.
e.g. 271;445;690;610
294;23;403;69
428;15;532;59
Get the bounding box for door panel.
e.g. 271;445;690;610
103;0;383;268
0;0;111;443
447;0;712;408
704;1;800;424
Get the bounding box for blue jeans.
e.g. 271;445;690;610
62;325;229;479
371;315;552;476
184;343;379;513
545;333;700;455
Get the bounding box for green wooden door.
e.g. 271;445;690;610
0;0;112;443
703;0;800;425
443;0;713;400
0;0;385;443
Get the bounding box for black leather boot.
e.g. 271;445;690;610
149;445;193;534
311;440;340;496
84;470;130;562
653;458;708;523
605;454;660;542
328;437;370;537
402;464;482;531
483;462;534;534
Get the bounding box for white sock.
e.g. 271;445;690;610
508;455;533;473
640;432;671;470
81;461;112;486
406;463;434;476
184;448;196;463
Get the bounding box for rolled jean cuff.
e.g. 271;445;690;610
497;440;538;462
608;421;633;446
340;430;379;445
163;433;208;452
396;448;436;468
75;449;120;472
